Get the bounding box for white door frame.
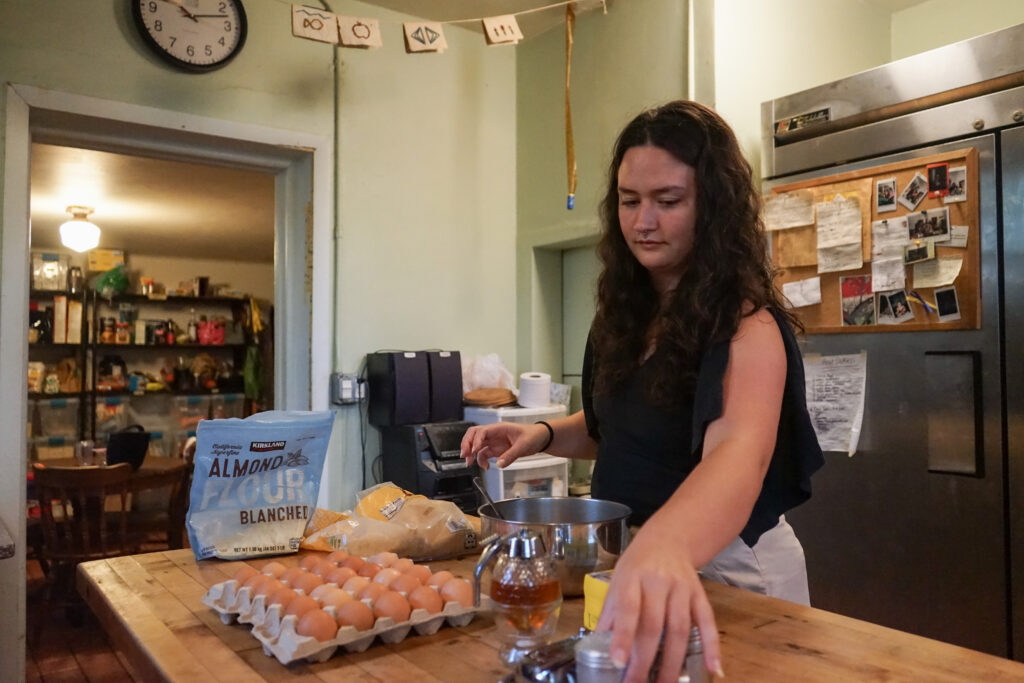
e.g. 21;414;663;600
0;83;333;679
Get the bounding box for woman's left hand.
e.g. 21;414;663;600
595;518;723;682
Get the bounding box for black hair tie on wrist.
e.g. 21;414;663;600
535;420;554;452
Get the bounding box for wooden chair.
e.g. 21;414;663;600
31;462;136;643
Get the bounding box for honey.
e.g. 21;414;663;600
490;577;561;632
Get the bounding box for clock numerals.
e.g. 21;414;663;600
132;0;247;73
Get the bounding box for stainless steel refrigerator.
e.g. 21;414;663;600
761;24;1024;660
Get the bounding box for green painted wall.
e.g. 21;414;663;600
514;0;687;380
891;0;1024;60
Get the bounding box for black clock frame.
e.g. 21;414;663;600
130;0;248;73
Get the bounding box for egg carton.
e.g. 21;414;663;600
201;578;490;665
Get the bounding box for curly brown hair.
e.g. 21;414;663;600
590;100;797;406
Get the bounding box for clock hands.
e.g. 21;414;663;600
158;0;198;22
190;14;228;18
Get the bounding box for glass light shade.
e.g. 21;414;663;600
59;218;100;252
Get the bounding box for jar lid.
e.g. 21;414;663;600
574;630;623;670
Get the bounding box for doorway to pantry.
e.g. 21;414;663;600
2;83;334;678
27;143;276;465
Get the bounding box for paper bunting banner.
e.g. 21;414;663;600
403;22;447;53
482;15;524;45
292;5;339;45
339;16;383;49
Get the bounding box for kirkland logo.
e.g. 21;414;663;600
250;441;286;452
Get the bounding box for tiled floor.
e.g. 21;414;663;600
26;561;136;682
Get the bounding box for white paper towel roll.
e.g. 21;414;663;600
518;372;551;408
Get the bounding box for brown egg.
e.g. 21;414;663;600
260;561;288;579
408;585;444;614
285;594;320;618
325;566;357;587
388;572;422;596
268;586;298;609
310;583;338;603
292;571;324;595
297;608;338;642
426;570;453;588
312;559;338;579
342;576;371;595
233;565;259;584
254;578;284;597
373;590;411;622
242;573;270;592
327;550;349;564
358;582;388;602
404;564;432;584
299;555;323;571
372;568;402;586
319;587;354;612
391;558;414;573
280;566;307;587
439;577;474;608
368;551;398;567
336;600;375;631
357;562;382;578
341;555;366;572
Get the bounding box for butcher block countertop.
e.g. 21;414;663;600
77;549;1024;682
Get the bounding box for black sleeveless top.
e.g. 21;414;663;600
582;308;824;546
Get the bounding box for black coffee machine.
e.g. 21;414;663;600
367;350;479;513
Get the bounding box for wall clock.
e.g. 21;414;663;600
131;0;247;73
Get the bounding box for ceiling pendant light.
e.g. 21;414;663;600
59;205;101;252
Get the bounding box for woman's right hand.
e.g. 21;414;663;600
460;421;548;470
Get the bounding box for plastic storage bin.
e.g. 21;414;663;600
484;454;569;501
129;393;176;434
210;392;245;419
95;396;128;436
31;435;74;463
174;395;211;430
171;429;198;459
36;397;80;437
145;430;175;459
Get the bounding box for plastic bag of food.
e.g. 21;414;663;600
187;410;334;560
301;513;415;556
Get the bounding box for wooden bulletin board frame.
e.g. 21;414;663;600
770;147;979;333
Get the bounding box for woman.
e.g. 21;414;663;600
461;100;823;682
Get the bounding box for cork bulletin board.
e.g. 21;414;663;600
769;148;979;333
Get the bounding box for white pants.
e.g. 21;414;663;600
699;516;810;606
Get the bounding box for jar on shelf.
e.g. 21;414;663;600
115;322;131;345
100;317;116;344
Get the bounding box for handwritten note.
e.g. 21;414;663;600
764;190;815;231
913;257;963;289
782;277;822;308
804;352;867;456
816;194;863;274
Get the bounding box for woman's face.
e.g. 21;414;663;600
617;145;698;295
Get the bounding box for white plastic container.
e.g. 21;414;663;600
128;393;176;434
465;404;570;502
210;392;245;419
173;395;211;430
485;454;569;501
36;397;80;437
95;395;128;436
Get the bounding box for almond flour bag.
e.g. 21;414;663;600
187;410;334;560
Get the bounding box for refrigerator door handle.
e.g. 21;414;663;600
923;350;984;477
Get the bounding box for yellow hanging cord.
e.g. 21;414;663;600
565;3;577;210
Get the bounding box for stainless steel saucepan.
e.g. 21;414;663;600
478;497;631;597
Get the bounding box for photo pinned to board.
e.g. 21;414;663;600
898;172;928;210
840;274;875;326
926;162;949;198
944;165;967;203
907;206;949;242
904;240;936;265
876;289;915;324
934;285;961;322
876;177;897;213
